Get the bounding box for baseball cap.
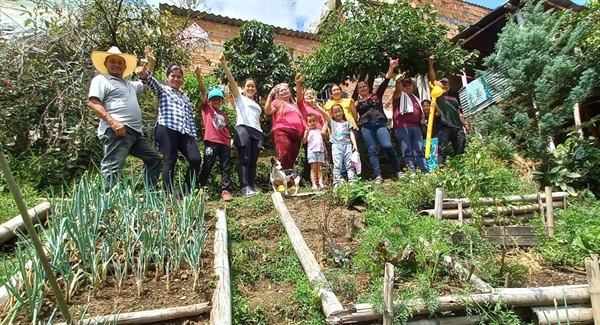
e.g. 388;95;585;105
439;78;450;83
208;88;224;100
401;77;414;85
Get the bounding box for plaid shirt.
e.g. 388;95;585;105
140;72;197;138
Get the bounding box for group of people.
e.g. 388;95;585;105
87;46;470;201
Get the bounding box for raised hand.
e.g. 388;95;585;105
429;54;436;63
135;65;148;79
194;65;202;76
389;58;399;69
219;52;227;64
144;46;155;62
295;73;305;83
395;71;407;82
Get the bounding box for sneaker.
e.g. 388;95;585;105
277;185;285;193
397;172;406;180
319;184;327;189
312;184;319;190
221;190;233;202
374;176;383;184
241;186;257;197
290;186;297;192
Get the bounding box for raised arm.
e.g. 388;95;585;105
264;86;278;116
375;58;398;98
219;53;240;99
428;54;437;82
295;73;305;103
392;71;407;99
144;46;156;73
315;103;331;124
195;66;208;104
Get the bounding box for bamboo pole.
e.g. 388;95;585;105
419;201;564;219
54;302;211;325
434;188;444;219
210;209;231;325
545;187;555;236
0;143;72;324
442;256;492;292
584;254;600;325
457;200;464;225
271;193;344;318
383;263;394;325
532;306;593;324
0;201;51;246
407;315;482;325
442;192;569;209
329;285;590;324
538;193;545;223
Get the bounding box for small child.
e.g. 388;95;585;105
319;104;358;187
196;67;233;201
303;113;326;189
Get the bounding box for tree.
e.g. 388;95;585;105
301;1;476;92
482;1;598;159
578;0;600;70
0;0;193;188
212;20;296;98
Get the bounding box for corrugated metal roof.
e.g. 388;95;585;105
459;72;511;117
161;4;320;41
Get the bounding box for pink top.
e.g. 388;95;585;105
299;101;325;130
271;99;305;133
392;94;422;129
201;103;231;146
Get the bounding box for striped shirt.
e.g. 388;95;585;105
140;72;197;138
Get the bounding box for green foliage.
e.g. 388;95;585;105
577;0;600;67
533;133;600;194
483;1;599;163
213;20;296;98
0;0;191;189
534;191;600;266
302;0;477;91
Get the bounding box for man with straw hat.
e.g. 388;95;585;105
87;46;161;192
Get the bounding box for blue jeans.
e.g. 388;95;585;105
394;126;428;173
99;126;162;192
360;121;401;177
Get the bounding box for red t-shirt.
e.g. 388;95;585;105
271;99;306;133
201;103;231;146
392;94;422;129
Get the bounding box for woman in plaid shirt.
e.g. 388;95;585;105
136;50;201;198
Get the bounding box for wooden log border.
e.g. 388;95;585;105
271;192;345;318
0;201;51;246
210;209;231;325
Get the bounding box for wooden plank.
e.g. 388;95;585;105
484;236;538;246
383;263;394;325
483;226;534;236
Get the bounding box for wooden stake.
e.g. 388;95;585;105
538;193;545;223
383;263;394;325
457;200;463;226
434;188;444;219
211;209;231;325
545;186;554;236
585;254;600;325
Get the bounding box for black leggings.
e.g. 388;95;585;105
154;124;201;195
234;125;263;189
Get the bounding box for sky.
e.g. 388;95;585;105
146;0;586;31
1;0;588;34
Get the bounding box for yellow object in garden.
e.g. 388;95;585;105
426;81;444;159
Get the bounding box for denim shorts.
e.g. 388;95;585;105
307;151;325;163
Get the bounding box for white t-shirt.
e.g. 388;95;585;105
234;94;262;132
88;74;144;136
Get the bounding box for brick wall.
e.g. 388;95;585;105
190;19;321;75
425;0;491;37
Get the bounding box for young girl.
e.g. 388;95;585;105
195;67;233;202
320;104;358;187
302;113;326;189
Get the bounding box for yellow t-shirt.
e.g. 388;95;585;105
324;98;358;130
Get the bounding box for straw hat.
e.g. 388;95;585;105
91;46;137;77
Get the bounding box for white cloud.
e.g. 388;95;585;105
151;0;325;31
